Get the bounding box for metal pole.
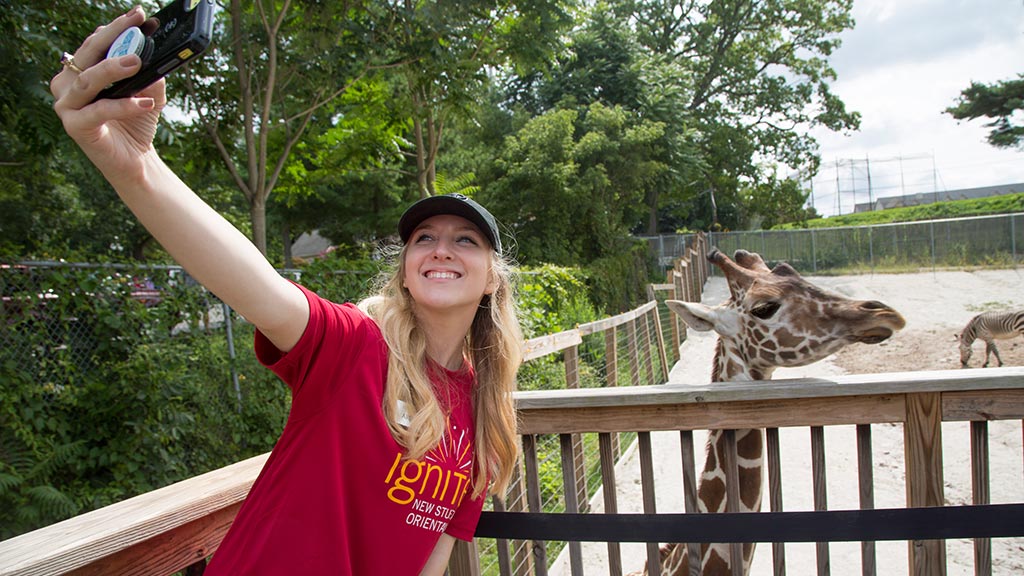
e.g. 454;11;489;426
1012;214;1018;268
930;221;936;272
811;229;818;273
835;159;842;216
866;154;873;210
222;301;242;412
869;226;875;273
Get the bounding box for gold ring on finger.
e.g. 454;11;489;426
61;52;84;74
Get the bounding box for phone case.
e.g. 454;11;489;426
95;0;215;101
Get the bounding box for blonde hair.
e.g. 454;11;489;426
359;244;523;498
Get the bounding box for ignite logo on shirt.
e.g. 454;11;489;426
383;421;473;533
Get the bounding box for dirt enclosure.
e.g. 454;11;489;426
823;269;1024;373
549;268;1024;576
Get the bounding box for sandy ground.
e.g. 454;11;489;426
549;268;1024;575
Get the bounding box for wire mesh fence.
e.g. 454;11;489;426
0;262;370;395
640;213;1024;273
479;302;670;575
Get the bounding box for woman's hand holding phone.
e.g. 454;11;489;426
50;6;166;187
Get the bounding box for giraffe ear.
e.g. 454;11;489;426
665;300;715;332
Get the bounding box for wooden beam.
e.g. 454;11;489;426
904;392;946;576
0;454;266;576
516;395;906;435
514;367;1024;411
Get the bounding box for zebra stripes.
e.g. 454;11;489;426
958;310;1024;368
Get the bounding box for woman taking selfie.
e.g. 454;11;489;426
50;6;523;574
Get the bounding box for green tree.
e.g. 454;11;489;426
484;102;668;264
501;5;701;234
0;1;133;258
946;74;1024;150
386;0;573;198
745;172;810;229
178;0;391;257
621;0;859;229
268;75;411;267
0;1;248;261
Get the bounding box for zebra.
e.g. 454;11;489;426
957;310;1024;368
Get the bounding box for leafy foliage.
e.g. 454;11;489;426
0;265;287;537
946;74;1024;150
484;102;669;265
517;264;599;338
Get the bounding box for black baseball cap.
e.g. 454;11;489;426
398;193;502;253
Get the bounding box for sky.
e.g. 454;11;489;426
801;0;1024;217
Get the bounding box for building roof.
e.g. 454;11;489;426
852;182;1024;213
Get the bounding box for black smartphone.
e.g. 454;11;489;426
94;0;215;101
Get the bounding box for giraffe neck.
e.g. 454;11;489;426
694;339;769;575
644;342;774;576
711;338;776;382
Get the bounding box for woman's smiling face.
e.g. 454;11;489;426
403;214;495;315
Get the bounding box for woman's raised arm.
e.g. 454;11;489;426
50;6;308;352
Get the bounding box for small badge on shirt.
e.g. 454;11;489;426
396;400;411;428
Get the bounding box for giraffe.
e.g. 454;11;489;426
630;248;906;576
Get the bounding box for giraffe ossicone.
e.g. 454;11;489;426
631;248;905;576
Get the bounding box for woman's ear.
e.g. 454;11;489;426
484;268;497;296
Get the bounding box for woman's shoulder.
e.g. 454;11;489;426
297;285;382;338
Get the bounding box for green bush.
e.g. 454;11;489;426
517;264;600;337
584;240;657;314
0;265;288;538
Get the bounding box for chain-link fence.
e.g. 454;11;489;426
1;263;270;394
0;262;376;393
641;213;1024;273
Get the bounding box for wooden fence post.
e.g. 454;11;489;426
564;345;588;513
521;435;548;573
688;248;700;302
904;392;946;576
448;539;481;576
640;310;655;386
560;434;584;574
605;326;621;459
502;465;533;576
665;270;681;353
626;317;641;387
652;307;669;382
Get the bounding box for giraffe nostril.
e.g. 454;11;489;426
861;301;889;311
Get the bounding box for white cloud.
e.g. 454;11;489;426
803;0;1024;215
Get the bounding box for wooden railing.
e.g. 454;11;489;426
460;367;1024;576
0;290;691;576
11;235;1020;576
5;368;1021;576
0;455;266;576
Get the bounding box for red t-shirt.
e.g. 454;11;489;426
205;285;485;575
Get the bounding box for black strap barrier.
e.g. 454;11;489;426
476;504;1024;543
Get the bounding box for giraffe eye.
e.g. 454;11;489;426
751;301;780;320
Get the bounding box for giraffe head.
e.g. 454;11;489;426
667;249;906;380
